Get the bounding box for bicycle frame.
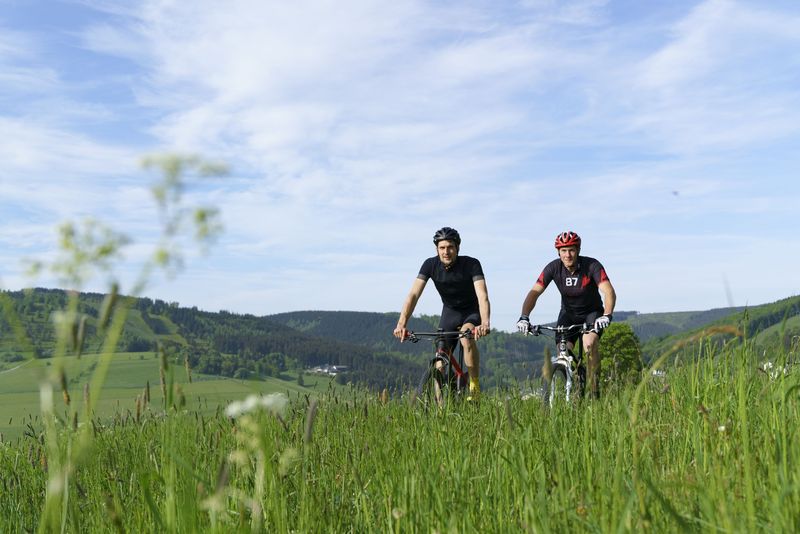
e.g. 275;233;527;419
525;323;593;406
406;329;473;406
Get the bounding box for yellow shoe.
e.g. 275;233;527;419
467;377;480;402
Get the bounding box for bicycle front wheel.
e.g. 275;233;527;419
543;366;568;407
416;365;445;409
576;365;587;399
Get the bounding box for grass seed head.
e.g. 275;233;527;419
304;399;319;445
98;283;119;329
60;370;71;406
542;346;553;381
278;447;300;478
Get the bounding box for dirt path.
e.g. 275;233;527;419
0;359;33;374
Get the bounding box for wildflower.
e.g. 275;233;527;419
225;393;289;418
278;448;300;478
761;361;789;380
228;449;250;467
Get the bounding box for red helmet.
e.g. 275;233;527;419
554;231;581;249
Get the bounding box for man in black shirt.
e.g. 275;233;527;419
394;227;491;398
516;231;616;397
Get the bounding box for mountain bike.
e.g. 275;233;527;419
404;329;473;408
523;323;594;407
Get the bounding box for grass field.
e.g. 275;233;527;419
1;340;798;532
0;352;334;443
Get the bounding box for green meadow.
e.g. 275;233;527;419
0;352;333;443
2;157;797;531
1;340;798;532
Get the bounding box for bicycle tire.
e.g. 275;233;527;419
449;341;470;397
544;365;569;407
416;365;445;409
576;365;587;399
454;370;470;394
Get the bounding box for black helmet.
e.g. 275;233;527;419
433;227;461;246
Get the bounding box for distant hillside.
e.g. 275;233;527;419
268;310;552;388
267;311;433;357
640;295;800;360
3;288;797;391
269;300;798;374
0;288;423;392
619;306;746;342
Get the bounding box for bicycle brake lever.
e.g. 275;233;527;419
404;332;420;343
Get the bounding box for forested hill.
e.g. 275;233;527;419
266;311;436;357
2;288;797;391
0;288;423;391
640;295;800;359
620;306;746;342
266;310;553;387
269;299;800;365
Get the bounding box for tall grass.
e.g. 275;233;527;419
2;156;797;531
1;337;798;532
0;155;226;533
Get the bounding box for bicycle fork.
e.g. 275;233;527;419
552;356;575;402
548;338;577;406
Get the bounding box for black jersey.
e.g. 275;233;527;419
536;256;609;316
418;255;484;311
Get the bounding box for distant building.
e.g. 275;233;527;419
309;364;348;376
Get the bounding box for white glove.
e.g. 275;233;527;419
516;315;531;333
594;314;611;330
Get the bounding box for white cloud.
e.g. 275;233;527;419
0;26;60;94
629;0;800;153
79;22;150;62
2;0;800;330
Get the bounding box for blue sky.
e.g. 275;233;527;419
1;0;799;331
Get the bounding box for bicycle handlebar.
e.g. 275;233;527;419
404;330;475;343
523;323;595;337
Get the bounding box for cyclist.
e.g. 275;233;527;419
516;231;616;398
394;227;491;399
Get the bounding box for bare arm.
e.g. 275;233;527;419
521;283;546;317
598;280;616;316
393;277;427;340
473;278;491;338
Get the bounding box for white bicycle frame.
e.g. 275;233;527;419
549;351;576;406
524;322;590;407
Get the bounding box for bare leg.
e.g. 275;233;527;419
582;331;601;398
433;359;446;406
461;324;479;377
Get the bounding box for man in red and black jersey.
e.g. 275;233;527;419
517;231;616;398
394;227;491;399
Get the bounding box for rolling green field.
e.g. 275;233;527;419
1;339;798;532
0;352;333;443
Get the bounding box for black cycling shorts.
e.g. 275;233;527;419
557;309;604;345
439;306;481;352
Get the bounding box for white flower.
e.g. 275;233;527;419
225;400;245;418
225;393;289;418
259;392;289;415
